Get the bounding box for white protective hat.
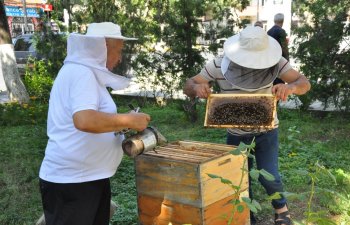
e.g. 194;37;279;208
86;22;137;40
222;26;281;70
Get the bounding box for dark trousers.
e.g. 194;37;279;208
39;178;111;225
226;128;287;209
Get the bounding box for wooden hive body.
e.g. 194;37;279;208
135;140;250;225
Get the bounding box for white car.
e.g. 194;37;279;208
14;34;41;64
12;37;17;45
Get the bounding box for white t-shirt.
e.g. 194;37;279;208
39;64;124;183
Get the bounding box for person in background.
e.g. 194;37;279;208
183;26;310;225
268;13;289;85
254;21;264;28
38;22;151;225
268;13;289;61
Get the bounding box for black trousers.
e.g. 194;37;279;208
39;178;111;225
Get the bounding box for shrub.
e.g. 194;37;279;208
0;101;48;126
23;59;54;103
22;29;67;103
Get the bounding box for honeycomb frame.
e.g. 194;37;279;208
204;93;277;129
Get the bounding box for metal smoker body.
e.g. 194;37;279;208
122;127;167;158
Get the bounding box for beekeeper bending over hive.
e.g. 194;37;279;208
183;26;310;225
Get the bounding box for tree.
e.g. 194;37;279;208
164;0;250;79
0;0;29;103
71;0;250;123
292;0;350;111
73;0;249;90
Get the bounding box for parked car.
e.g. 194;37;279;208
12;37;17;45
14;34;41;64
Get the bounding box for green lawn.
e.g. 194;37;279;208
1;98;349;225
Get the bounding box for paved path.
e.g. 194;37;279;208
0;91;10;104
0;68;9;103
279;98;337;111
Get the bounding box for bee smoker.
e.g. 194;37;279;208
122;126;167;158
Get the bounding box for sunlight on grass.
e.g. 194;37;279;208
0;99;349;224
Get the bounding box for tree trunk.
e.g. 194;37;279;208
0;1;30;103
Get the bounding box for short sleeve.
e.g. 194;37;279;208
277;57;292;77
199;57;223;81
69;66;100;114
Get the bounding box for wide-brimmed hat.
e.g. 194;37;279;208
86;22;137;40
64;34;131;90
223;26;281;69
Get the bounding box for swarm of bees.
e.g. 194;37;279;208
206;95;275;128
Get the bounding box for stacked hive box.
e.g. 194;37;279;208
135;140;250;225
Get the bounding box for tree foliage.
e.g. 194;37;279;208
292;0;350;111
24;29;67;103
148;0;250;89
71;0;249;98
29;0;249;101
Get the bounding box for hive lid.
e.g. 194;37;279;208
204;93;277;129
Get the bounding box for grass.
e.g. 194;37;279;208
0;124;46;224
0;97;350;225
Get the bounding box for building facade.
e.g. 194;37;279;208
238;0;292;35
197;0;292;48
3;0;52;38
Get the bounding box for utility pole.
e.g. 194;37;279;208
257;0;260;21
22;0;28;33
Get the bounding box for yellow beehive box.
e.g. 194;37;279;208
135;140;250;225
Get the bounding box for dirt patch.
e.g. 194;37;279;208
254;199;340;225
